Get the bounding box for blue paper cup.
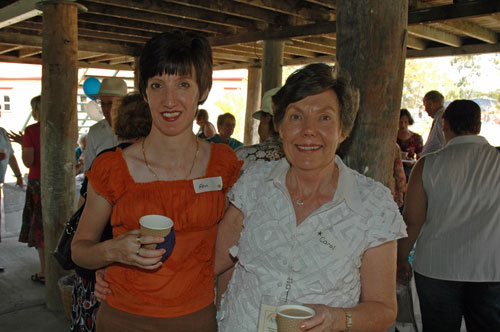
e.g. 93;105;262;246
139;215;173;249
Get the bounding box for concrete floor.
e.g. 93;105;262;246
1;201;69;332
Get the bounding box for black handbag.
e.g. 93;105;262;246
54;201;85;270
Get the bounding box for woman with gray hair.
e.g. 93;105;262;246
216;63;406;331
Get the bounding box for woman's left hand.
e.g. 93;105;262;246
299;304;344;332
7;131;23;145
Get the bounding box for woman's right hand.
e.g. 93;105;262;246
110;229;166;270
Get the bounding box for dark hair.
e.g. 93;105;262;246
31;95;41;121
196;108;209;121
138;31;213;104
272;63;359;137
400;108;414;125
442;100;481;135
217;113;235;126
111;93;152;140
423;90;444;105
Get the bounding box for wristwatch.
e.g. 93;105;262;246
342;308;352;332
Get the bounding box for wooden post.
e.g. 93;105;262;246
243;61;262;145
40;0;80;310
261;40;283;93
134;56;140;91
336;0;408;187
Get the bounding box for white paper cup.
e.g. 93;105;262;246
276;304;315;332
139;215;173;249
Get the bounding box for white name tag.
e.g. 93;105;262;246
257;303;278;332
317;230;348;258
193;176;223;194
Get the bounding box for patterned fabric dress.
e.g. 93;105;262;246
397;132;423;160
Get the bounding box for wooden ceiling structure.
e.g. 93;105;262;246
0;0;500;71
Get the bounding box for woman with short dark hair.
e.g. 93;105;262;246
397;108;423;161
72;31;242;332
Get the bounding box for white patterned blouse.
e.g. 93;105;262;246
217;156;407;332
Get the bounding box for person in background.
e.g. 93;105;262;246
397;108;423;160
235;87;285;171
71;93;151;332
421;90;445;156
216;63;406;332
391;144;406;209
397;100;500;331
397;108;423;181
72;31;242;332
75;133;87;175
0;104;24;273
84;77;127;171
16;96;44;284
208;113;243;150
196;108;216;139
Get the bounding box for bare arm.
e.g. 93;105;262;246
303;241;398;332
21;147;35;168
7;154;24;187
71;182;165;270
397;157;427;283
214;204;244;276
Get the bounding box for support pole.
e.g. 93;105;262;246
40;0;80;309
261;40;284;94
243;61;262;145
336;0;408;186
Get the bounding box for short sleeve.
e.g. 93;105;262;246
23;125;35;148
85;149;129;204
227;161;270;219
210;143;243;194
364;183;407;249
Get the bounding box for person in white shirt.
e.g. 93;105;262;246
84;77;127;171
421;90;445;156
397;99;500;331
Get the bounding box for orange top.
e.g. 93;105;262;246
87;143;242;318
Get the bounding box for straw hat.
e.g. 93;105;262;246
90;77;127;98
252;87;280;120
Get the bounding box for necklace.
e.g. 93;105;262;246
296;199;305;206
141;137;199;181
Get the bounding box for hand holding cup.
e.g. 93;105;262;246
276;304;315;332
139;215;176;262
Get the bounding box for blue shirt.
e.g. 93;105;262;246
208;134;244;151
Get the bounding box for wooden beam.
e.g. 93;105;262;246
232;0;335;21
212;51;254;62
83;2;237;35
80;13;165;33
210;21;337;46
284;54;336;66
162;0;279;23
0;44;22;54
407;40;500;58
0;29;141;56
289;39;336;54
0;0;42;28
40;0;79;310
408;0;500;25
87;0;258;30
409;25;463;47
440;20;499;44
17;47;41;58
337;0;408;186
406;35;427;50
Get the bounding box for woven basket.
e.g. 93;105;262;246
58;274;75;321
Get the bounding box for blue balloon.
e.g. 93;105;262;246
83;77;101;101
